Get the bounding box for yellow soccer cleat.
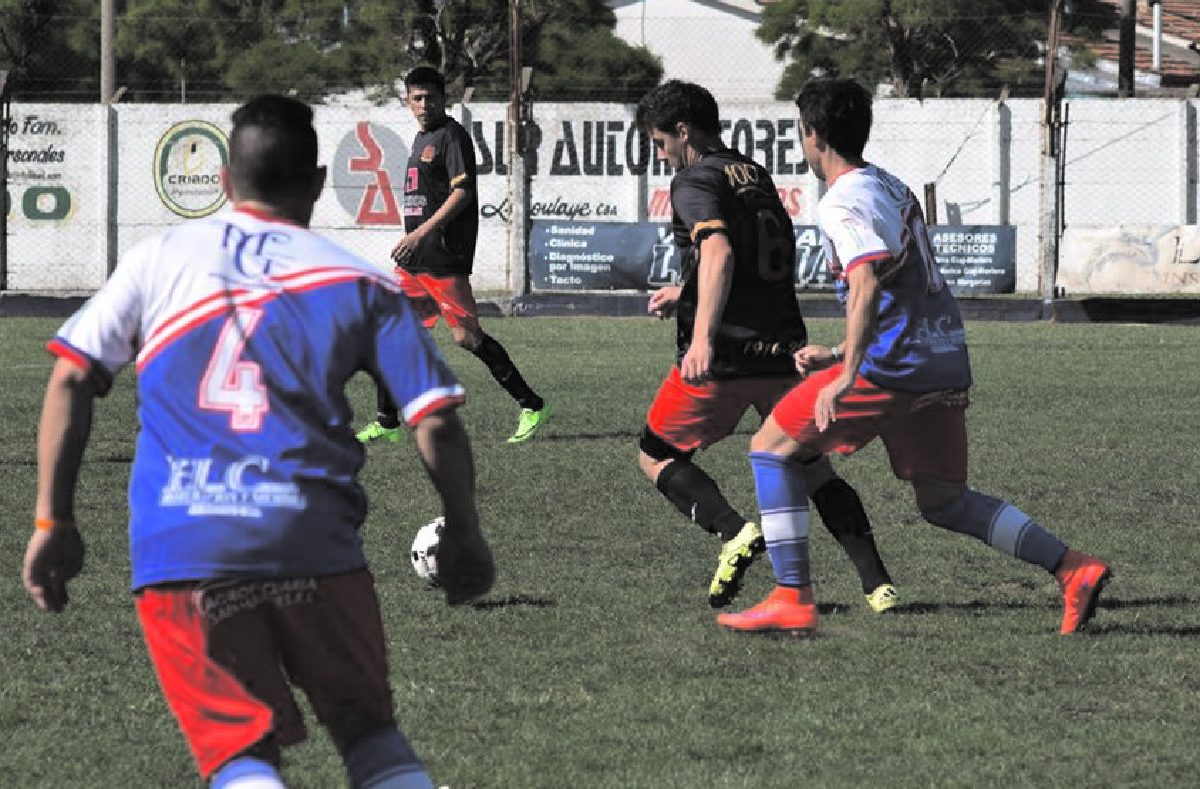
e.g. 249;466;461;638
356;421;403;444
708;522;766;608
865;583;899;614
507;404;552;444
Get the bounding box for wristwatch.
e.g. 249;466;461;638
830;346;844;363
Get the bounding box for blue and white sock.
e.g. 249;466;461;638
210;756;286;789
750;451;811;587
921;489;1067;572
344;727;434;789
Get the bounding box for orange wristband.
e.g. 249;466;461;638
35;518;73;531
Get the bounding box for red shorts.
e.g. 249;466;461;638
771;364;970;483
135;570;395;779
396;269;480;331
646;365;797;453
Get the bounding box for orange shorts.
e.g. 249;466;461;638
770;364;970;483
396;269;480;331
646;365;797;453
135;570;394;779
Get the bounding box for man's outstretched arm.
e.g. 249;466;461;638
24;358;96;612
412;407;494;604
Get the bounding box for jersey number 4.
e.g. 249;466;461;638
199;306;269;432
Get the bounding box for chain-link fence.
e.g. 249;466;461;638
2;2;1198;296
2;3;1160;104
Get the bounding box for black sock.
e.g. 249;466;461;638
810;477;893;593
471;333;543;411
375;387;400;429
656;460;746;541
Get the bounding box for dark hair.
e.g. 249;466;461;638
404;66;446;95
794;78;873;160
635;79;721;136
228;94;318;203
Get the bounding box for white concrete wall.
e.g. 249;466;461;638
4;97;1197;294
5;104;107;290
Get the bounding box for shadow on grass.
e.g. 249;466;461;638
1084;623;1200;637
469;594;556;610
864;600;1041;614
1097;594;1191;610
536;431;639;442
857;595;1193;615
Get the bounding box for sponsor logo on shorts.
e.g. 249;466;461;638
200;578;318;624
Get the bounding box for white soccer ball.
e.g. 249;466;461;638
410;516;444;586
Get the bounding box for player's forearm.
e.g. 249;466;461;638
418;187;472;237
840;264;882;377
413;408;480;535
36;362;96;522
693;241;734;342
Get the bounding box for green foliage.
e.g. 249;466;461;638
0;0;97;99
521;9;663;103
116;0;354;102
3;315;1200;785
357;0;661;103
0;0;660;102
757;0;1115;99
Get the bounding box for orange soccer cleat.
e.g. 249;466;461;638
1056;549;1112;634
716;585;819;635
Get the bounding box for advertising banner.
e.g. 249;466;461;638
530;220;1016;296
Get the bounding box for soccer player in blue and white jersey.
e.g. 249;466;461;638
22;95;494;788
718;78;1111;636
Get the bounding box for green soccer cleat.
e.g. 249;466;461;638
708;522;766;608
507;404;552;444
356;421;403;444
865;583;899;613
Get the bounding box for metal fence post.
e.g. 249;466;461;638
0;71;10;292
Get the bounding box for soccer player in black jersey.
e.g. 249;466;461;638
634;80;897;611
357;66;551;445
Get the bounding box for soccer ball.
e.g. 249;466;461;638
410;516;444;587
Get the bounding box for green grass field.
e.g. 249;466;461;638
2;315;1198;788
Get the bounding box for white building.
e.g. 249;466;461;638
608;0;786;103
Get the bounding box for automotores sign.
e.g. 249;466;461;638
154;120;229;218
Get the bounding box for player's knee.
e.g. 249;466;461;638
343;726;430;789
913;478;966;520
637;450;665;482
639;426;693;466
324;705;398;756
210;755;285;789
453;328;479;350
750;419;800;455
917;483;968;529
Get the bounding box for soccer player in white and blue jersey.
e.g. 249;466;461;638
718;78;1111;636
22;95;494;788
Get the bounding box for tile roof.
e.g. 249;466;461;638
1068;0;1200;86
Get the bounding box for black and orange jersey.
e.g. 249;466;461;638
402;116;479;276
669;147;806;378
